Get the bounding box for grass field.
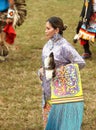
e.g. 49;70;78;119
0;0;96;130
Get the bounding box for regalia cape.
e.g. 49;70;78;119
13;0;27;27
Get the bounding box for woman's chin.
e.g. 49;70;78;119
45;36;50;40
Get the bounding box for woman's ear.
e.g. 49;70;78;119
55;27;59;34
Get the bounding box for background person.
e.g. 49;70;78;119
0;0;27;61
0;0;15;61
73;0;96;59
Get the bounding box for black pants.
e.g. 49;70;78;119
83;40;92;55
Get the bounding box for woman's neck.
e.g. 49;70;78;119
51;34;62;43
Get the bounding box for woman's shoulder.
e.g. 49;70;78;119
61;38;77;54
61;38;72;48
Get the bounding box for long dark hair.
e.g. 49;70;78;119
47;16;67;35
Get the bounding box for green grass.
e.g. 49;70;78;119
0;0;96;130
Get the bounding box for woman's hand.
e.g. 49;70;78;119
38;67;44;81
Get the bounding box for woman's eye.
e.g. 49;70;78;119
47;27;50;30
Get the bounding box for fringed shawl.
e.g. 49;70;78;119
14;0;27;27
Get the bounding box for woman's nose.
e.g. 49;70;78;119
45;29;47;33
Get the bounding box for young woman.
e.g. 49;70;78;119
38;16;86;130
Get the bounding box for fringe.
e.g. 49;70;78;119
14;0;27;27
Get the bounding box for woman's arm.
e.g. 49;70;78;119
62;44;86;70
38;67;44;81
8;0;14;9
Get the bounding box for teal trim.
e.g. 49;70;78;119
81;24;96;33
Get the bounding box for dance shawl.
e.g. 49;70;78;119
48;64;84;104
75;0;96;43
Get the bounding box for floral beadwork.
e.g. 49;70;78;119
51;64;81;98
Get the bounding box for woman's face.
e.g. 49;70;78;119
45;21;58;40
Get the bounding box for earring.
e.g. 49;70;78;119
54;33;58;39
